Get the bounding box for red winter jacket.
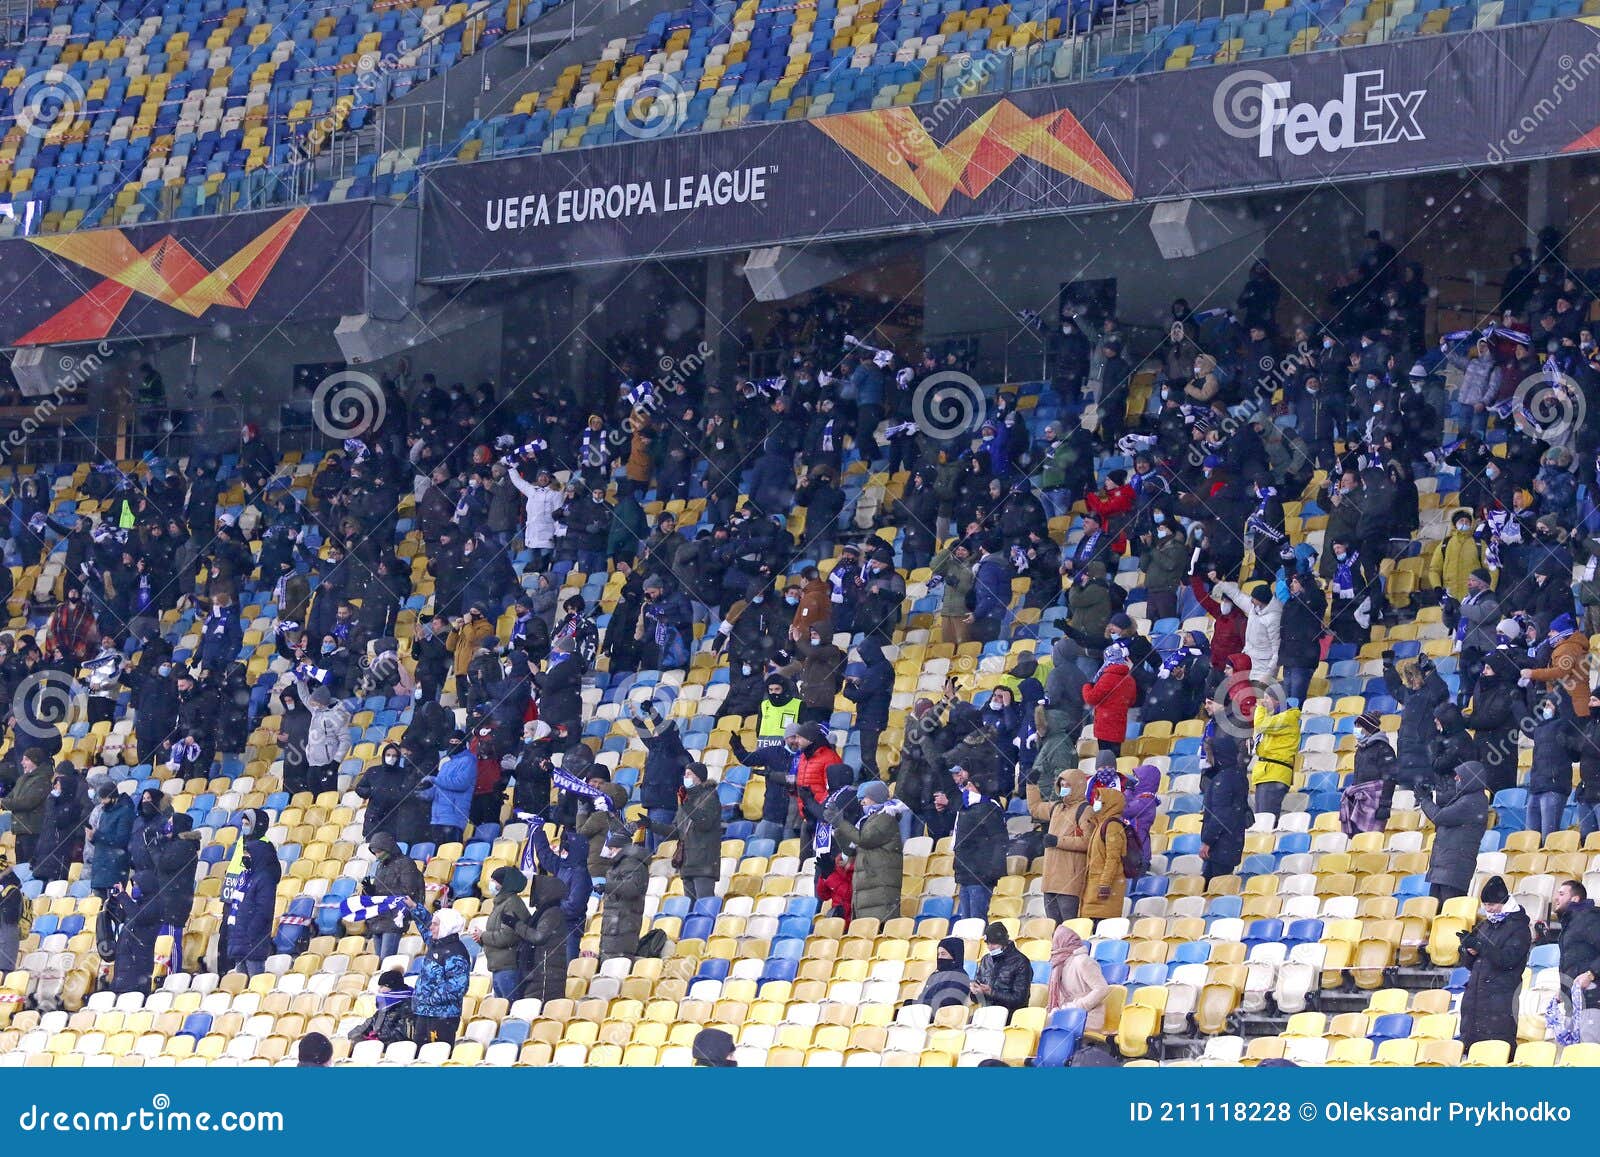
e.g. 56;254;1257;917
1086;484;1135;554
815;860;853;922
796;743;844;809
1083;662;1138;743
1192;576;1245;671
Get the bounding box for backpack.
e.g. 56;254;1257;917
636;927;673;960
1;886;29;939
1116;818;1147;880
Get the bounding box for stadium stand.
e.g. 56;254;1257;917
0;230;1598;1071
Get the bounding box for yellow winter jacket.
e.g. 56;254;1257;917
1426;529;1486;600
1249;704;1301;787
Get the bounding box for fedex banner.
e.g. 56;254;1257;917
420;18;1600;279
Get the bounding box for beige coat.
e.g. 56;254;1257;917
1048;951;1110;1033
1027;772;1090;899
1080;788;1128;922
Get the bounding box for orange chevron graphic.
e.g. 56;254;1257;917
16;207;310;346
815;99;1133;212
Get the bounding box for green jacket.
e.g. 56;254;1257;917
3;762;53;836
479;882;538;973
1068;567;1112;640
1141;535;1190;594
650;781;723;880
1031;705;1079;801
833;810;903;923
930;547;974;616
576;782;631;878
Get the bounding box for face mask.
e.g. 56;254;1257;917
159;664;173;676
50;786;61;798
321;642;335;655
741;664;752;677
1156;528;1169;539
1152;512;1164;525
488;882;500;897
1322;338;1333;349
1192;363;1204;376
384;755;399;766
1371;403;1383;414
785;594;799;606
809;636;821;646
1540;707;1555;721
1092;798;1103;813
683;775;696;789
1159;387;1169;400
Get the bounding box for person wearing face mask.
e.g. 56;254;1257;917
642;762;722;901
1077;778;1129;923
1139;517;1189;623
947;767;1006;920
297;679;352;796
472;865;537;999
1457;875;1531;1051
1523;693;1580;840
1429;510;1487;605
0;746;52;869
1523;613;1592;724
362;831;425;962
780;623;846;725
1027;767;1090;923
43;584;99;663
355;744;413;844
1420;760;1490;904
930;540;976;644
86;783;135;898
126;786;170;893
971;922;1032;1014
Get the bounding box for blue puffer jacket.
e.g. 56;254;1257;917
88;796;135;890
421;750;476;829
530;827;592;928
225;841;282;963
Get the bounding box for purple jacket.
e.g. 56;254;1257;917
1122;764;1162;861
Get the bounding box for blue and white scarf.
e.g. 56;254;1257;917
623;379;657;410
818;419;835;453
1456;590;1487;641
341;895;415;924
812;785;856;855
553;767;604;802
1483;508;1516;570
1332;551;1359;599
1545;982;1586;1047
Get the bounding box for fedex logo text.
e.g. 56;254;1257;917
1258;70;1426;158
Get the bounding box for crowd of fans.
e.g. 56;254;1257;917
0;228;1599;1063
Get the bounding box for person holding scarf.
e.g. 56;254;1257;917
412;907;471;1044
1327;538;1373;644
347;969;417;1046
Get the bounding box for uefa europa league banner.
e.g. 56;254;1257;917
420;18;1600;279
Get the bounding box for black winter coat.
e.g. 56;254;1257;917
1278;582;1327;669
953;798;1007;888
1459;909;1531;1047
1419;761;1489;893
1382;662;1447;784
